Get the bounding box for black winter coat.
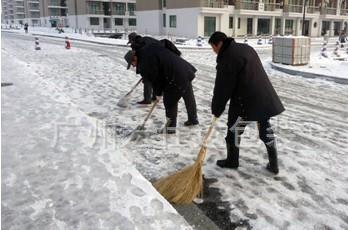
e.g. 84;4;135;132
212;38;285;121
135;43;196;102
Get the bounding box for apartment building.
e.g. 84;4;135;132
2;0;40;26
1;0;136;30
136;0;348;38
66;0;136;30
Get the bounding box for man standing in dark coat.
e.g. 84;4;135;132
208;32;285;174
124;42;199;133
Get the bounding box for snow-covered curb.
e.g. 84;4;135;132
270;62;348;84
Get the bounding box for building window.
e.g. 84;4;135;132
163;13;166;27
169;15;176;28
129;18;136;26
204;16;216;37
89;2;100;14
128;3;136;16
229;17;233;29
285;19;294;35
162;0;166;8
238;18;241;29
114;3;126;15
275;18;281;34
90;17;99;25
115;18;123;26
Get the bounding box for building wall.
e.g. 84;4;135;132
163;8;200;37
136;10;161;35
136;0;160;11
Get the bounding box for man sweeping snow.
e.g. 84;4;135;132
124;39;199;133
208;32;285;174
127;33;182;105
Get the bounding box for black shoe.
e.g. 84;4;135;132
266;163;279;174
137;100;151;105
158;127;176;134
216;138;239;169
266;144;279;174
216;159;238;169
184;120;199;126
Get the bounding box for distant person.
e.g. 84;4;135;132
124;41;199;132
127;32;181;105
208;32;285;174
24;23;28;34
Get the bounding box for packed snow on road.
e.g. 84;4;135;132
2;33;348;229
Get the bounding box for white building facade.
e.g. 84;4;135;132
1;0;136;31
136;0;348;38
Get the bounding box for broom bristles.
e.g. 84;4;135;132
153;147;207;204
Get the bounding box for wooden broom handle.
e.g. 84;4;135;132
126;78;142;96
140;99;159;127
202;117;218;147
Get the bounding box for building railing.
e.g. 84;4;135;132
235;1;259;10
321;7;337;15
306;6;320;13
87;9;104;15
264;3;282;11
341;9;348;15
284;4;303;13
201;0;226;8
113;10;126;15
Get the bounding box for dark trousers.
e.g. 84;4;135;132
226;116;275;148
163;82;198;128
143;78;156;102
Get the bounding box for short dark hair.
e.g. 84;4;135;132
208;32;227;45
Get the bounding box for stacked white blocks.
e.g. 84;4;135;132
272;36;311;65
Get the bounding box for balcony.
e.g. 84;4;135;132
201;0;227;8
307;6;320;14
87;9;104;15
235;1;259;10
283;4;303;13
321;7;337;15
264;3;282;11
341;9;348;15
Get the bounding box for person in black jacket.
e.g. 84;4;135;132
127;33;182;105
127;33;158;104
124;42;199;133
208;32;285;174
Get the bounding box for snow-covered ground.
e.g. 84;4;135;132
1;35;191;229
2;32;348;229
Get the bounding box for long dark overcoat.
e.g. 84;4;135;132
212;38;285;123
136;43;196;106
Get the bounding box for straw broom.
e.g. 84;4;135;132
153;117;218;204
117;78;142;108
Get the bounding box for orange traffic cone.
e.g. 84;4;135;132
65;37;71;49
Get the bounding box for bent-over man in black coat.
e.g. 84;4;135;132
127;33;182;105
124;42;199;133
209;32;285;174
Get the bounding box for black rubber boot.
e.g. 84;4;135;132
266;144;279;174
216;139;239;169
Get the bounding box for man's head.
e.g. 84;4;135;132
128;32;137;45
124;50;137;69
208;31;227;54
